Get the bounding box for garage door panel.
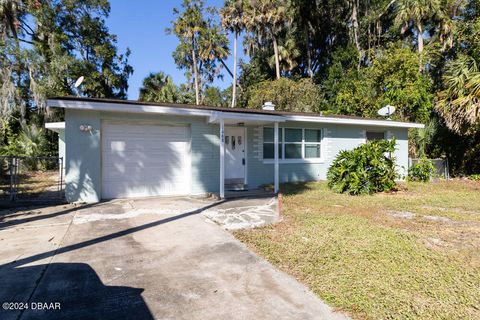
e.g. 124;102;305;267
102;123;190;199
102;153;185;161
103;147;187;159
103;168;187;180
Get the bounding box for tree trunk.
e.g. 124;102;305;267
351;0;360;51
351;0;361;68
306;30;313;78
191;36;200;105
366;0;371;61
417;22;424;72
231;33;237;108
272;35;281;79
417;22;424;53
376;20;381;47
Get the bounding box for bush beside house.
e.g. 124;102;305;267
408;158;435;182
327;139;397;195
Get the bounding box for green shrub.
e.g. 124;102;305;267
469;174;480;181
0;122;49;170
327;139;397;195
245;78;322;112
408;158;435;182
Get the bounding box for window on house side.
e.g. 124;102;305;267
366;131;386;141
305;129;322;158
284;128;302;159
263;127;282;159
263;127;322;160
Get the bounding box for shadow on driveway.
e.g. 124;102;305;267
0;198;349;320
1;201;225;319
4;201;224;269
0;203;99;230
0;263;153;320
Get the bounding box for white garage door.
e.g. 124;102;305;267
102;122;190;199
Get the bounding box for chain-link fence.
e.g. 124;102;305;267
409;158;450;179
0;156;65;205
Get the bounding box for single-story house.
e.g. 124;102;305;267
46;97;424;203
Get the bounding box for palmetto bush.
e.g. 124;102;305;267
408;158;435;182
327;139;397;195
0;122;49;170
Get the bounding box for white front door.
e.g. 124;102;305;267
225;127;245;181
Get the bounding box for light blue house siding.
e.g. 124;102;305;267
64;109;409;202
246;122;408;188
58;130;66;174
65;109;221;202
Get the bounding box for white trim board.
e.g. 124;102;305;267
48;99;213;117
282;115;424;128
45;122;65;133
48;99;424;129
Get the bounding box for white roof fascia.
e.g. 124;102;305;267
48;99;285;124
48;99;213;117
208;111;285;123
48;99;423;128
283;115;425;129
45;122;65;132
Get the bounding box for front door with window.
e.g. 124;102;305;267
225;127;245;181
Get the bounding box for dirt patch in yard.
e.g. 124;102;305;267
1;170;63;202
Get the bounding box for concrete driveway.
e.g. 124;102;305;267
0;197;348;320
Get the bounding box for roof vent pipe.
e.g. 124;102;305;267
262;101;275;111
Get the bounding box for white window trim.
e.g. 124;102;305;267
262;127;324;164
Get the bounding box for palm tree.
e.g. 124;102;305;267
171;0;206;105
410;118;437;157
197;25;229;62
138;72;180;103
17;122;46;157
197;25;229;104
436;0;463;51
244;0;290;79
170;1;230;105
394;0;440;54
436;55;480;133
269;37;301;74
220;0;245;108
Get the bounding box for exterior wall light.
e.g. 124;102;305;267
79;124;93;132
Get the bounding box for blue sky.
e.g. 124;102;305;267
106;0;246;100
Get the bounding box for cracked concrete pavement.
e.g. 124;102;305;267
0;197;348;320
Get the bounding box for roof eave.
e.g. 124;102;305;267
48;99;424;129
283;115;425;129
48;99;213;117
45;121;65;133
47;99;285;123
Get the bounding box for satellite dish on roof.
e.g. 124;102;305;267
378;105;396;119
74;76;84;88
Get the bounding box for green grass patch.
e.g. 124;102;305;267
235;180;480;319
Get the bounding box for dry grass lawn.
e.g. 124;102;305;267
235;180;480;319
1;170;60;199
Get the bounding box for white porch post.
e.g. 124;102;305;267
274;122;279;193
220;118;225;198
